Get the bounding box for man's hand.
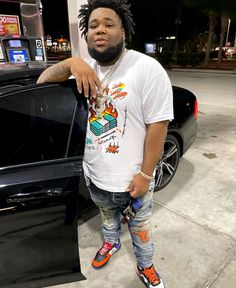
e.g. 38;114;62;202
126;174;151;198
68;58;102;98
125;121;169;199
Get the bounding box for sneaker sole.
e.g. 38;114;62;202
136;269;165;288
92;242;121;269
136;270;150;288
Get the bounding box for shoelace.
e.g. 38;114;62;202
142;266;160;284
99;241;113;255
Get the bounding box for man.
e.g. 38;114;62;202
37;1;173;287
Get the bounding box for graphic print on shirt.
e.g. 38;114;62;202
87;82;128;153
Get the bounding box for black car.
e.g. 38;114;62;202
0;64;198;288
156;85;198;190
209;49;227;59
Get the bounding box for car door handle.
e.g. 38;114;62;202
7;188;63;203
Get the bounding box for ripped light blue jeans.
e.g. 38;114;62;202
85;177;155;268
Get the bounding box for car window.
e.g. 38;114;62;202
0;84;77;167
68;96;88;157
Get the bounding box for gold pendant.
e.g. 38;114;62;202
95;87;107;118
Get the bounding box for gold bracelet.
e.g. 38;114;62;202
138;170;154;181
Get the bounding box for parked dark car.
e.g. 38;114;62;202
209;49;227;59
0;64;198;288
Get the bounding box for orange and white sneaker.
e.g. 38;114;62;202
137;264;165;288
92;240;121;269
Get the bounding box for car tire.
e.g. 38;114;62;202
154;134;180;191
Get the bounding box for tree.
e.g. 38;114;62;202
204;10;218;67
181;0;219;66
182;0;236;67
217;1;236;67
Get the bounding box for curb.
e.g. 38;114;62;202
170;68;236;75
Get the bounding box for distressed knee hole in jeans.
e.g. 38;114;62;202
101;207;117;229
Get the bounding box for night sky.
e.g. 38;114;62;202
1;0;236;48
40;0;208;41
40;0;235;48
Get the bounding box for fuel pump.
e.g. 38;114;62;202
1;35;46;63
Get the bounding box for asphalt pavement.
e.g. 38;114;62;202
48;69;236;288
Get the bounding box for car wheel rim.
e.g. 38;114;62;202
155;138;180;190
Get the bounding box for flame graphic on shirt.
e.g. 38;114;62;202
106;143;119;153
89;102;118;123
87;82;127;137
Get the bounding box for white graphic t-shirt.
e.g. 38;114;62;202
83;49;173;192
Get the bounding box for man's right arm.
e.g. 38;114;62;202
37;59;72;83
37;57;101;98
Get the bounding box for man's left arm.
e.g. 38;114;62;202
127;120;169;198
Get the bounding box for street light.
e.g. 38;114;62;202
174;17;181;56
225;18;231;47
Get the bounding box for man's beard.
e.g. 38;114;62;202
88;41;124;63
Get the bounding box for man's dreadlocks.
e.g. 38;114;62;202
78;0;135;42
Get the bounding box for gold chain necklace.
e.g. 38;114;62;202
93;49;127;118
95;48;127;88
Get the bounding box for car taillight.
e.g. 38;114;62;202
194;99;198;120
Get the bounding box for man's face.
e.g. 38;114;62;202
87;7;125;63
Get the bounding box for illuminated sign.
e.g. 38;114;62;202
0;14;21;36
145;43;156;54
0;43;5;61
